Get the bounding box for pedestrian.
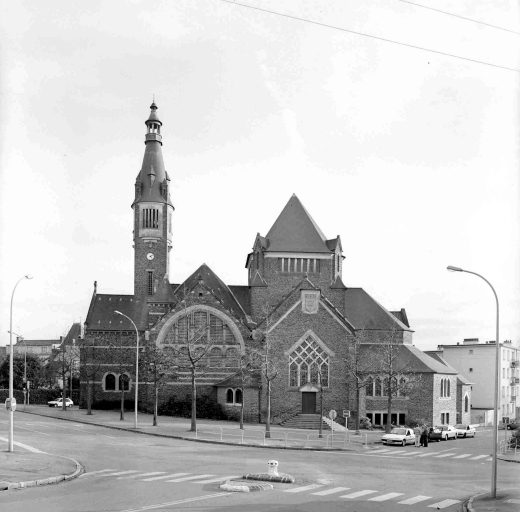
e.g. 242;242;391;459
414;425;421;447
421;426;429;447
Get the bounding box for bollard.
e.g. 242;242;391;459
267;460;279;476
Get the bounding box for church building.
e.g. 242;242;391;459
81;103;471;428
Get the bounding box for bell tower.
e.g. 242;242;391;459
132;102;174;301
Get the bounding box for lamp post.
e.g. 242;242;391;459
447;265;499;498
114;311;139;429
8;275;33;452
7;332;27;410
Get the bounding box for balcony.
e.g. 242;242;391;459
511;360;519;368
511;377;520;385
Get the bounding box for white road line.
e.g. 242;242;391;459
142;473;191;481
13;425;52;436
284;484;324;493
369;449;391;454
119;492;232;512
0;436;46;453
386;450;406;454
311;487;350;496
368;492;404;501
399;452;420;456
428;499;461;509
469;455;489;460
118;472;167;480
190;476;240;484
165;474;214;482
340;490;378;499
103;470;140;477
80;469;117;478
434;453;458;458
452;454;472;459
398;495;432;505
415;452;435;457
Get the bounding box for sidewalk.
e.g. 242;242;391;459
466;488;520;512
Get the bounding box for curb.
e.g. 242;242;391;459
18;410;369;453
243;472;295;484
1;456;84;492
465;492;487;512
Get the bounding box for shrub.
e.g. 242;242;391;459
359;416;372;430
91;399;145;411
158;394;228;420
510;430;520;449
405;418;428;428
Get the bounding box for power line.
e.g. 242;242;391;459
397;0;520;36
220;0;519;73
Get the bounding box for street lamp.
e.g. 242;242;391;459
8;275;33;452
447;265;499;498
114;310;139;429
7;331;27;410
318;371;324;438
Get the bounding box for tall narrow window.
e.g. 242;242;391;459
464;395;469;413
147;271;154;296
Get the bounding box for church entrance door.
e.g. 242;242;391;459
301;392;316;414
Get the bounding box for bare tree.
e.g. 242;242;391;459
48;345;75;411
80;338;102;415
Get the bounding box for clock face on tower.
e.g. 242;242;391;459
147;253;155;261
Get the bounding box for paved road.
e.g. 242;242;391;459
1;413;518;512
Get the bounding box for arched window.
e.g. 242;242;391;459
226;389;234;404
170;310;237;345
225;348;239;367
288;335;330;388
464;394;469;413
391;376;398;397
235;389;243;404
440;378;445;398
365;377;374;397
209;347;223;367
119;374;130;391
105;373;116;391
447;378;451;397
399;377;407;397
375;378;382;396
382;377;389;397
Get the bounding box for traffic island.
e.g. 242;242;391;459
239;459;295;484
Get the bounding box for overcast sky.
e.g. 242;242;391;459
1;0;519;351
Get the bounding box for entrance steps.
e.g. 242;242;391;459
280;414;332;430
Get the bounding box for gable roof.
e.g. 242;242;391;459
214;371;262;388
390;309;410;328
62;323;82;346
152;274;178;304
173;263;252;325
263;195;331;253
424;351;474;385
344;288;412;332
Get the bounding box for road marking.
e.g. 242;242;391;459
434;453;457;458
190;476;240;484
386;450;406;454
142;473;191;481
165;474;214;482
469;455;488;460
102;470;140;477
415;452;435;457
398;495;432;505
369;449;391;454
284;484;324;493
79;469;117;478
368;492;404;501
452;454;471;459
312;487;350;496
118;472;167;480
428;499;460;509
0;436;46;453
119;492;232;512
13;425;52;436
340;490;378;499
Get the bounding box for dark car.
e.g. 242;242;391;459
428;425;457;442
499;421;519;430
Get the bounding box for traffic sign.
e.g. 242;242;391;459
5;398;17;412
343;409;350;418
329;409;337;420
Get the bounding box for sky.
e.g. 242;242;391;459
1;0;519;351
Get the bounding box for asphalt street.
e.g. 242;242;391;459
1;412;519;512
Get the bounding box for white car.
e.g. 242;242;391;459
382;427;415;446
48;397;73;408
454;424;476;438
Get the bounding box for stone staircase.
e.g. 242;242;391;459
280;414;332;430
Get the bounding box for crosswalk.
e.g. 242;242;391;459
79;469;462;509
368;448;492;461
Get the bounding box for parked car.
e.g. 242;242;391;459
454;424;476;438
48;397;73;408
428;425;458;442
382;427;415;446
504;422;519;430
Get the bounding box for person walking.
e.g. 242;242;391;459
421;426;429;447
414;425;421;447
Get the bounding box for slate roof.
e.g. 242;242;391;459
214;371;262;388
331;275;347;289
152;274;177;303
14;339;60;347
424;351;474;385
228;285;252;315
344;288;412;332
62;323;82;346
85;293;148;331
390;309;410;328
263;195;331;253
173;264;252;325
358;344;459;374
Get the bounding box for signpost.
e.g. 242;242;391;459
329;410;337;445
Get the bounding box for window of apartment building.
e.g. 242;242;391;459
502;386;505;398
469;368;473;373
507;351;511;361
503;368;506;378
41;346;48;353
